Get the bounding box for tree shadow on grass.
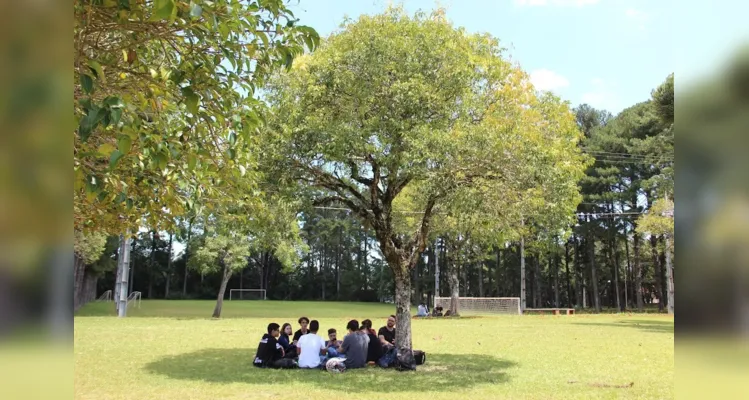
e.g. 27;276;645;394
144;349;516;392
572;319;674;334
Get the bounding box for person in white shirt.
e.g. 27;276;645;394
296;320;327;368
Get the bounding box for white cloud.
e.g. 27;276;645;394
625;8;651;30
529;69;570;92
514;0;600;6
580;78;621;113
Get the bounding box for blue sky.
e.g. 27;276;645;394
284;0;734;114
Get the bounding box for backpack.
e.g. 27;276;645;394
414;350;426;365
377;347;398;368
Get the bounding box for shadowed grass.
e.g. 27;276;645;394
572;318;675;334
145;349;513;392
74;301;673;400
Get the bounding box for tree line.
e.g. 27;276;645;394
78;72;673;316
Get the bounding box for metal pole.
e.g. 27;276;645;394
118;234;132;317
434;238;440;306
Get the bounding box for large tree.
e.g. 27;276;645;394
264;7;586;364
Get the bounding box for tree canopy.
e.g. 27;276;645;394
74;0;319;234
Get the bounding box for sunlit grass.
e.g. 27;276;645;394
75;301;673;400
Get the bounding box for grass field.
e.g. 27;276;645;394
75;300;673;400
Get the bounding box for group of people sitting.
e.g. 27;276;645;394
253;315;399;371
416;303;450;317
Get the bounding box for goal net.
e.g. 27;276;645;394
434;297;521;315
229;289;266;300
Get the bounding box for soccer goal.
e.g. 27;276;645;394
434;296;521;315
229;289;267;300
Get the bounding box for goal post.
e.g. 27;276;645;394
434;296;521;315
229;289;266;300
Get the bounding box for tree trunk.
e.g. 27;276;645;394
478;262;484;297
487;251;493;296
650;234;664;312
665;234;674;315
565;241;572;308
448;242;460;316
165;233;173;299
496;247;502;297
554;251;560;308
588;228;601;312
148;231;156;299
461;260;469;297
364;234;369;289
393;266;415;366
183;220;192;297
624;227;631;309
212;260;232;318
533;256;541;308
434;238;440;299
321;244;327;301
336;226;341;300
633;228;644;311
658;236;668;309
612;229;622;311
520;229;526;311
574;235;583;308
73;253;86;312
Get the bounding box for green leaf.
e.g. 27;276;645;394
104;96;124;108
187;154;197;170
87;60;106;83
109;150;124;170
190;3;202;18
118;136;132;154
97;143;116;155
153;152;167;170
181;87;200;114
151;0;175;21
109;107;123;126
78;106;105;141
81;74;94;94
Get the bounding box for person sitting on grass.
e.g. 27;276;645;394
325;328;343;358
337;319;369;369
360;319;382;363
278;323;297;358
417;303;428;317
432;306;444;317
292;316;310;345
378;315;396;348
297;320;327;369
253;323;296;369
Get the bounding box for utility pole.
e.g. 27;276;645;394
115;233;132;317
434;238;440;306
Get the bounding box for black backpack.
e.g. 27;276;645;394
414;350;426;365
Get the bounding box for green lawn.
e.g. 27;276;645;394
75;300;673;400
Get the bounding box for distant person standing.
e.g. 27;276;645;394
337;319;369;369
297;320;327;368
378;315;396;348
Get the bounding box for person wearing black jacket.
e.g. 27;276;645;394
253;323;296;368
360;319;382;363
